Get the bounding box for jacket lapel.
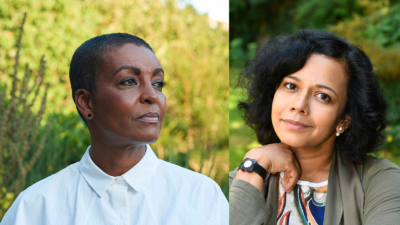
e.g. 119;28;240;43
336;150;364;225
324;150;364;225
264;174;279;225
324;150;344;224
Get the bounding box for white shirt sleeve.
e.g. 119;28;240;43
191;176;229;225
1;190;47;225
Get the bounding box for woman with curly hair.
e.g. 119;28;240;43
229;29;400;225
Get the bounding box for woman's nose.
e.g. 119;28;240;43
290;92;309;115
139;83;158;104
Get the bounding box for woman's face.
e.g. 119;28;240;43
271;53;349;148
91;43;166;145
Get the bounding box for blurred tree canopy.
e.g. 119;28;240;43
229;0;400;68
0;0;229;214
230;0;363;67
230;0;360;43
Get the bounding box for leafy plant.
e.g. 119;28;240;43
330;2;400;80
229;0;365;65
0;13;49;218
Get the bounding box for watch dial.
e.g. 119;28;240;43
244;160;252;168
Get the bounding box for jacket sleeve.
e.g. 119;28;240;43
362;158;400;225
229;168;268;225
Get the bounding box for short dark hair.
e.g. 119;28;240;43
69;33;153;121
238;29;387;164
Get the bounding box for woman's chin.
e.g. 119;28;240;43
129;133;160;145
125;125;162;143
278;136;310;148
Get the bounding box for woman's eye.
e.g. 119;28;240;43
316;93;331;101
120;78;137;86
284;83;297;90
153;81;166;90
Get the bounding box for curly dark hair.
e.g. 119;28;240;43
238;29;387;164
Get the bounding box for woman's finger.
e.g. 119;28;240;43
284;167;300;193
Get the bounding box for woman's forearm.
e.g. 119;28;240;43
234;170;264;193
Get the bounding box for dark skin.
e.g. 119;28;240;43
75;44;166;176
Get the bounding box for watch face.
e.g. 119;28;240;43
240;158;266;180
243;160;252;168
240;158;256;172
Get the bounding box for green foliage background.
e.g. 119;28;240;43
229;0;400;171
0;0;229;217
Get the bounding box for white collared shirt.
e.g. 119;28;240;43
1;145;228;225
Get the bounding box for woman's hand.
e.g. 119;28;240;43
235;143;301;193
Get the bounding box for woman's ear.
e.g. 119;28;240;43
75;89;94;120
336;114;351;134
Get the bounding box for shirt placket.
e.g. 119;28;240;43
109;177;129;225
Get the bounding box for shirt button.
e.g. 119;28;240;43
116;178;122;184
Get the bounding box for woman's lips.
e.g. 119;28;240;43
282;119;310;130
137;112;159;123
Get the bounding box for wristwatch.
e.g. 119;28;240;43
239;158;267;181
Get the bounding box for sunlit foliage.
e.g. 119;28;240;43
0;13;49;218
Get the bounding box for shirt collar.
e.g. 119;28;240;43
78;144;159;198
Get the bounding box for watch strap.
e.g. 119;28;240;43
240;158;267;181
253;163;267;181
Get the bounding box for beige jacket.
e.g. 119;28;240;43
229;150;400;225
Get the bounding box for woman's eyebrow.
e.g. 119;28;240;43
112;66;164;77
153;68;164;77
113;65;141;76
316;84;338;97
287;75;338;96
287;75;300;81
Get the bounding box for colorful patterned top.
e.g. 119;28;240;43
277;172;328;225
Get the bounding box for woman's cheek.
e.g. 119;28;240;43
271;91;285;128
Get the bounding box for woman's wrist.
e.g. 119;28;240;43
244;150;271;173
233;147;272;193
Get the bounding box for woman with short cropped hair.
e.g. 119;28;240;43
2;33;228;225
